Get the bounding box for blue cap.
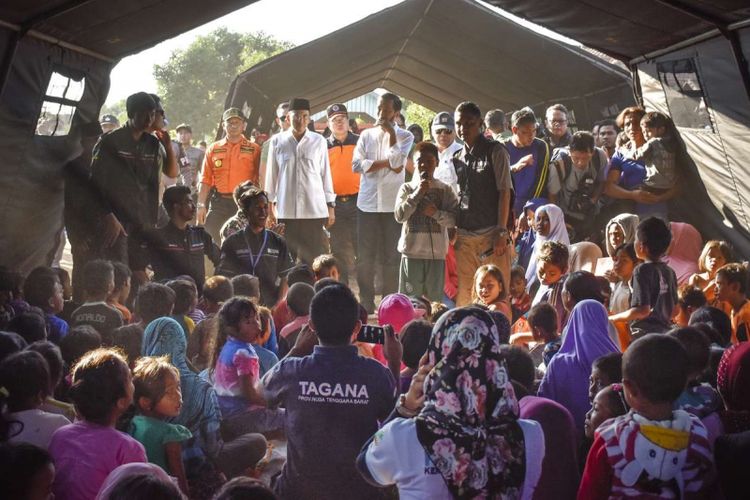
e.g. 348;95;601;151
431;112;454;131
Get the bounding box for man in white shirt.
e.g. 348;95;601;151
430;112;463;193
352;93;414;312
266;98;335;265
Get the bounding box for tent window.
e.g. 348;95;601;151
35;71;86;136
656;59;713;132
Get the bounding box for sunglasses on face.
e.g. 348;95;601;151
435;129;453;135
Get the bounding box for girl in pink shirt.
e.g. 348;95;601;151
49;348;146;500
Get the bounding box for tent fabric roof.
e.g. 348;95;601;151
226;0;632;122
0;0;258;59
483;0;750;62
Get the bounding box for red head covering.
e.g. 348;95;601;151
717;342;750;433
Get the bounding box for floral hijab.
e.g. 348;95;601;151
415;307;525;498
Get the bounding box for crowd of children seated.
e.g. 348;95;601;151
2;119;750;500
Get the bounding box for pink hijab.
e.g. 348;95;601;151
664;222;702;285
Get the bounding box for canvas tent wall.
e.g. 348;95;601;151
224;0;634;138
0;0;258;274
485;0;750;257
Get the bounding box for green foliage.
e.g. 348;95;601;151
402;99;437;141
154;28;292;142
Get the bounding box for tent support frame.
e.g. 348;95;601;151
654;0;750;103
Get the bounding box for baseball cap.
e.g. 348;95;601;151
100;114;119;126
222;107;246;122
125;92;156;118
326;103;348;118
175;123;192;133
377;293;424;334
431;112;454;132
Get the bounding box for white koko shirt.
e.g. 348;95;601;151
265;129;335;219
352;124;414;213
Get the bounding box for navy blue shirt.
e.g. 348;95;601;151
263;344;396;500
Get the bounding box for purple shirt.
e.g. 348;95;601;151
49;421;146;500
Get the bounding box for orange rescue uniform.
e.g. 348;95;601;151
327;132;360;196
200;135;260;194
730;300;750;344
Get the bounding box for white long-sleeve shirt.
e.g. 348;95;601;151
265;130;335;219
433;140;463;193
352;124;414;213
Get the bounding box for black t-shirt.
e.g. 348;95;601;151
90;125;165;231
630;261;678;335
146;222;220;291
71;302;123;344
217;227;294;306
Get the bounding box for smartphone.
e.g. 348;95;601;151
357;324;386;344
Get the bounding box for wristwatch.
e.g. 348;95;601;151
327;201;336;208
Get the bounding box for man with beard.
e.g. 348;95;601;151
217;186;294;307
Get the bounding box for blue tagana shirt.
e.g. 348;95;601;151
262;344;396;500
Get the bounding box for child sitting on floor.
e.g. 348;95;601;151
715;263;750;344
669;326;723;445
609;243;641;315
0;350;70;449
472;264;512;321
210;297;284;438
49;348;146;500
71;260;123;345
609;217;678;339
167;279;198;339
532;241;570;332
509;265;531;323
398;319;431;393
674;285;707;327
581;383;629;473
578;334;714;499
23;267;67;344
689;240;732;306
108;262;132;324
588;352;623;402
510;302;560;373
129;356;192;495
312;254;340;282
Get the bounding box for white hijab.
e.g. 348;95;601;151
525;204;570;287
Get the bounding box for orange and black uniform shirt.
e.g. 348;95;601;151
200;135;260;194
326;131;360;196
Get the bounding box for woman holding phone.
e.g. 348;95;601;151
357;307;545;499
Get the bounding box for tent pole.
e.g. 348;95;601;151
721;28;750;104
629;64;644;107
654;0;750;102
0;30;21;98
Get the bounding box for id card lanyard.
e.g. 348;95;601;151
242;229;268;275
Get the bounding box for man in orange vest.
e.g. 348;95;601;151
196;107;261;244
325;103;360;286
